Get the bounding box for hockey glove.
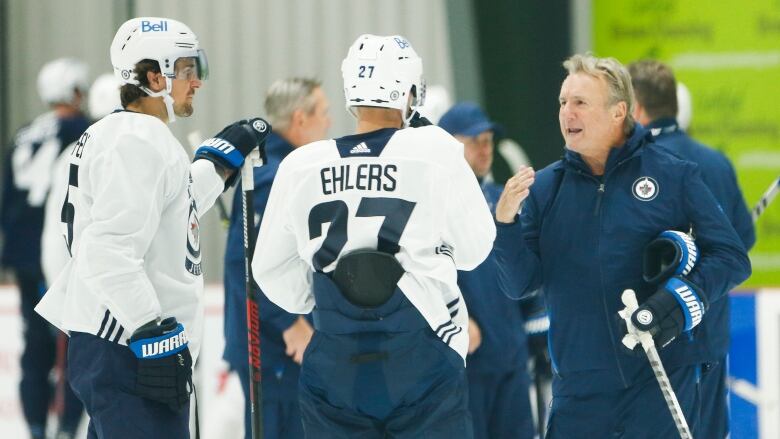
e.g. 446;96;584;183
129;317;193;412
631;276;707;349
194;117;271;171
408;111;432;128
643;230;698;285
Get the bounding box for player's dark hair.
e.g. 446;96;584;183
628;60;678;121
120;59;161;108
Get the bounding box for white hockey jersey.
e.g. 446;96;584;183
252;126;496;360
35;111;224;360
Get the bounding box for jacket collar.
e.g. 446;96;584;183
563;124;652;175
265;132;296;163
644;117;680;137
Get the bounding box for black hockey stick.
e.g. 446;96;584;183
752;176;780;223
242;148;264;439
188;131;231;228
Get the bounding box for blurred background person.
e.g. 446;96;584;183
222;77;331;439
0;57;90;439
629;59;755;439
439;102;535;439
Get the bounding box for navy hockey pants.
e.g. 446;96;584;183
67;332;190;439
17;269;83;436
235;362;305;439
545;364;700;438
467;366;535;439
298;273;473;438
698;360;728;439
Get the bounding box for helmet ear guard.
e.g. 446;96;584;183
341;34;425;124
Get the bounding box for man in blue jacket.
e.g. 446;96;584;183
1;58;90;439
629;59;755;439
494;54;751;438
439;102;535;439
223;77;331;439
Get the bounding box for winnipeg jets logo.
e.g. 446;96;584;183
632;177;659;201
252;119;267;133
350;142;371;154
185;175;202;275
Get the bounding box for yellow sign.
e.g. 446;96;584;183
594;0;780;286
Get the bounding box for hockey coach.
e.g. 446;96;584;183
493;53;750;438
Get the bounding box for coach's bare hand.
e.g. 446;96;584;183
496;166;535;223
283;316;314;364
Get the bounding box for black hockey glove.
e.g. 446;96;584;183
630;276;707;349
194;117;271;172
408;110;432;128
129;317;193;412
642;230;698;285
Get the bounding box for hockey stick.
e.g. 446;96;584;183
242;148;264;439
619;290;692;439
188;131;231;228
752;176;780;223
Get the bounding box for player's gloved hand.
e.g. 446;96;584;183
194;117;271;171
643;230;698;285
408;110;432;128
129;317;193;412
630;276;707;349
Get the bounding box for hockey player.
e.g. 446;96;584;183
34;17;269;439
438;102;535;439
252;34;495;438
629;59;755;439
0;57;90;439
223;77;331;439
494;54;750;437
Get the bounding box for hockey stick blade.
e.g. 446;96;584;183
752;176;780;223
619;290;693;439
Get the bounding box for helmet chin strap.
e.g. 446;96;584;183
140;77;176;123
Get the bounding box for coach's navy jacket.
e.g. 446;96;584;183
458;181;529;372
223;132;303;401
648;117;755;361
494;125;750;396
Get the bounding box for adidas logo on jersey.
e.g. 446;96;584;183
201;137;236;154
350;142;371;154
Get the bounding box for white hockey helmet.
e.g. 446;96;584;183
341;34;425;122
676;82;692;131
37;57;88;105
88;73;121;120
110;17;208;85
110;17;208;122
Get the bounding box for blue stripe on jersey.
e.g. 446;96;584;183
334;127;398;158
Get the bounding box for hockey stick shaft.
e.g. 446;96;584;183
242;150;263;439
752;176;780;223
643;341;692;439
188;131;231;228
620;290;692;439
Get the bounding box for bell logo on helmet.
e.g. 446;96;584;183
390;90;400;101
141;20;168;32
394;37;410;49
121;70;131;80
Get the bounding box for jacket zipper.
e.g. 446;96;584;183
594;183;605;216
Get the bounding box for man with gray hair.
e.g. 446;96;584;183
493;53;750;437
223;77;330;439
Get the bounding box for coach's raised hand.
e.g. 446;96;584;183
194;117;271;170
496;166;535;224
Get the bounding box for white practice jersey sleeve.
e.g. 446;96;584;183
252;126;495;359
35;111;223;360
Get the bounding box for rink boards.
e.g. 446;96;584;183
0;284;777;438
